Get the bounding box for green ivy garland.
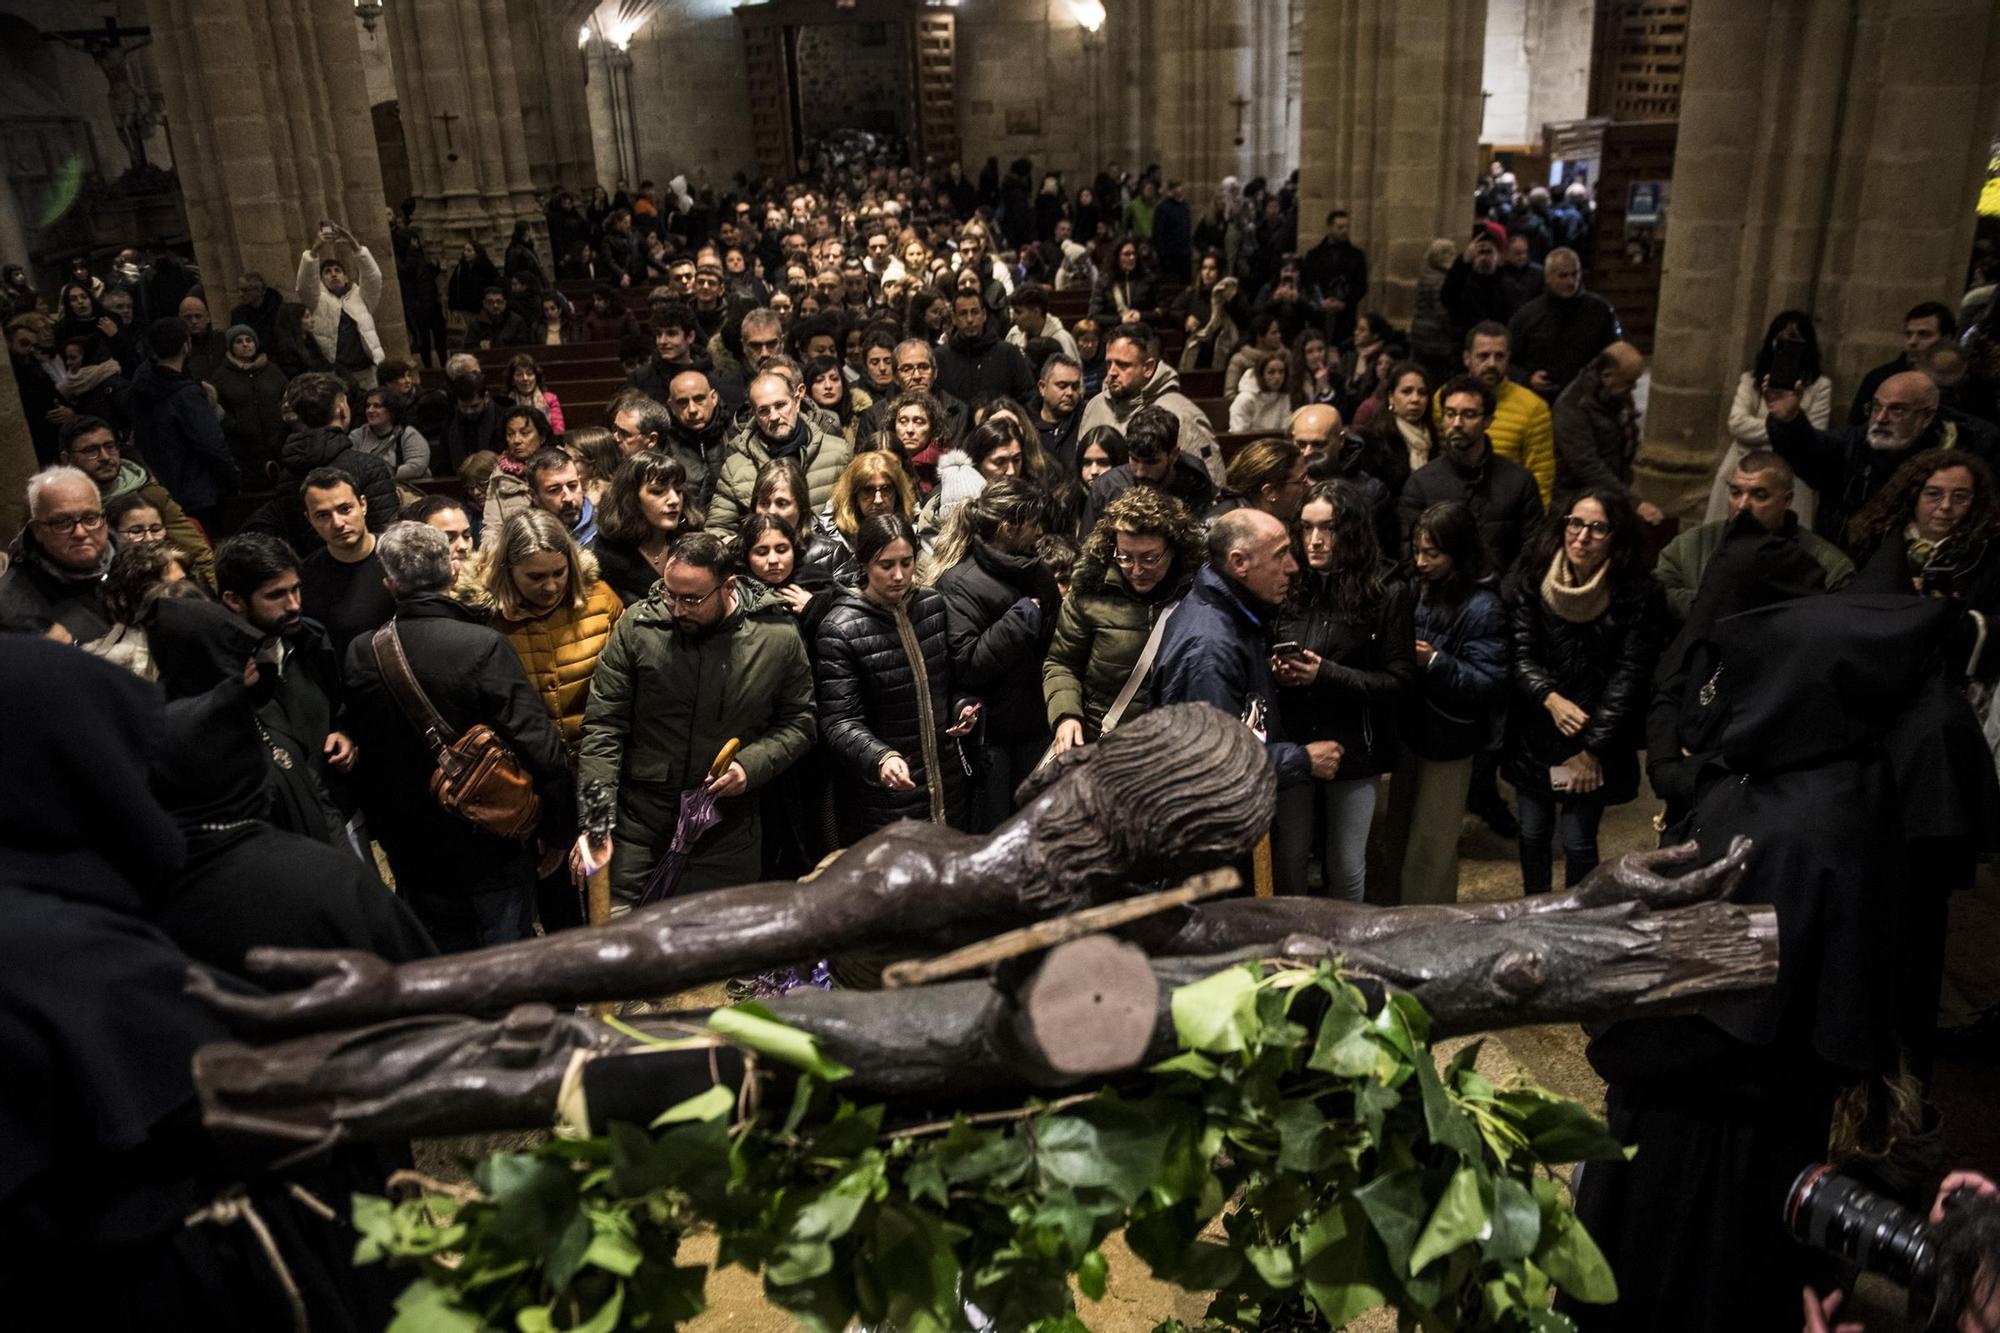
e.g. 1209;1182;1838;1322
355;958;1628;1332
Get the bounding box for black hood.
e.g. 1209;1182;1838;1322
127;358;197;412
0;636;185;892
144;595;265;701
281;424;356;474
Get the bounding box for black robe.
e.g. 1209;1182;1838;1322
1572;595;1966;1332
0;637;398;1332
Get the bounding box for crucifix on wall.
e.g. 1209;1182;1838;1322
434;110;462;163
43;16;161;174
1229;93;1250;148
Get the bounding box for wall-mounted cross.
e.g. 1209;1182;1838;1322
1229;93;1250;148
434;110;462;163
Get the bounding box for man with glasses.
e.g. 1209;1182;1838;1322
578;531;815;908
704;368;852;536
855;338;969;446
1769;367;2000;545
1399;375;1544;573
57;415;214;587
0;466;114;642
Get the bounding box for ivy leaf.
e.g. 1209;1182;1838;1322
477;1153;581;1259
1409;1163;1490;1275
1275;1099;1335;1174
652;1082;735;1128
1150;1051;1221;1079
1413;1051;1483;1160
1170;966;1262;1053
1076;1248;1109;1301
1353;1170;1428;1275
583;1212;644;1277
1244;1242;1297;1288
871;1202;963;1328
1484;1176;1541;1262
544;1210;594;1293
1298;1197;1387;1324
1034;1099;1178;1203
352;1193;395;1265
1308;994;1392;1081
384;1279;484;1333
1536;1210;1618;1304
1497;1090;1628;1163
709;1003;853;1080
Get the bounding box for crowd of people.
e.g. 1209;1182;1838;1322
5;148;2000;1330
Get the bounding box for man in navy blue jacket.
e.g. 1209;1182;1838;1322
1150;507;1342;787
128;316;238;529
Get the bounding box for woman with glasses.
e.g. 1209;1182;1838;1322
1846;447;2000;683
1043;485;1202;753
1270;481;1415;900
815;512;981;843
106;491;170;547
1504;489;1663;894
824;451;919;585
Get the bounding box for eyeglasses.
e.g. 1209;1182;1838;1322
36;511;106;534
665;585;720;610
118;523;168;539
1112;548;1166;571
1564;517;1612;540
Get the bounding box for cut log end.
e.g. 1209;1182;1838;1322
1024;935;1160;1076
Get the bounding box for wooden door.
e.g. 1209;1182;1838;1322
911;11;956;167
740;20;795;183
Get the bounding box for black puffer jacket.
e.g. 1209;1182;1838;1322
1504;571;1663;802
936;539;1061;745
1397;449;1545;576
934;324;1036;408
814;585;971;838
1275;570;1416;779
241;426;402;555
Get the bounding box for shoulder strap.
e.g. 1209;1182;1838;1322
1099;601;1179;736
369;621;458;757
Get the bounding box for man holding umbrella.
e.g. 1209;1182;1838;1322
578;532;816;911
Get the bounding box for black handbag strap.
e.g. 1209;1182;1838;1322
369;621;457;759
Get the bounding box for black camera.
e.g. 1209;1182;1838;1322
1787;1165;1993;1331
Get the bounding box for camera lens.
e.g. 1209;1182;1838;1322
1787;1165;1938;1307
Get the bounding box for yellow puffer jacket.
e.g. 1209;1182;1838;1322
461;556;625;756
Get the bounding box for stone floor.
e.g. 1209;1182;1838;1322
417;790;2000;1330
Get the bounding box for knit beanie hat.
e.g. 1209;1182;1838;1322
224;323;258;352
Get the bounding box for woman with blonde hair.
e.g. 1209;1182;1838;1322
825;449;920;584
463;508;624;930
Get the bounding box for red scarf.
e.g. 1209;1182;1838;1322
906;441;941;495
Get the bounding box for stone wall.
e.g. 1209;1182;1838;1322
627;0;754;187
1480;0;1592;147
956;0;1097;186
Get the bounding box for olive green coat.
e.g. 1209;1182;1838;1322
1041;554;1194;737
578;580;816;903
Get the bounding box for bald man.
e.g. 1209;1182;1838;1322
1505;247;1620;400
1768;367;1998;543
1150;507;1342;788
1552;341;1662;522
178;293;225;386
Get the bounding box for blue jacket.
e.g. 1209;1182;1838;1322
128;360;238;513
1150;563;1309;785
1405;584;1509;761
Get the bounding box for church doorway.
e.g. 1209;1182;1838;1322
737;0;956;180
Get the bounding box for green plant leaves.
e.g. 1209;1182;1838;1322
1409;1164;1490;1275
1170;964;1262;1053
356;963;1627;1333
708;1001;854;1080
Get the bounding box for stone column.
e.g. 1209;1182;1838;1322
507;0;598;193
1296;0;1487;322
146;0;408;358
0;351;34;540
1633;0;2000;517
384;0;544;253
584;38;640;190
